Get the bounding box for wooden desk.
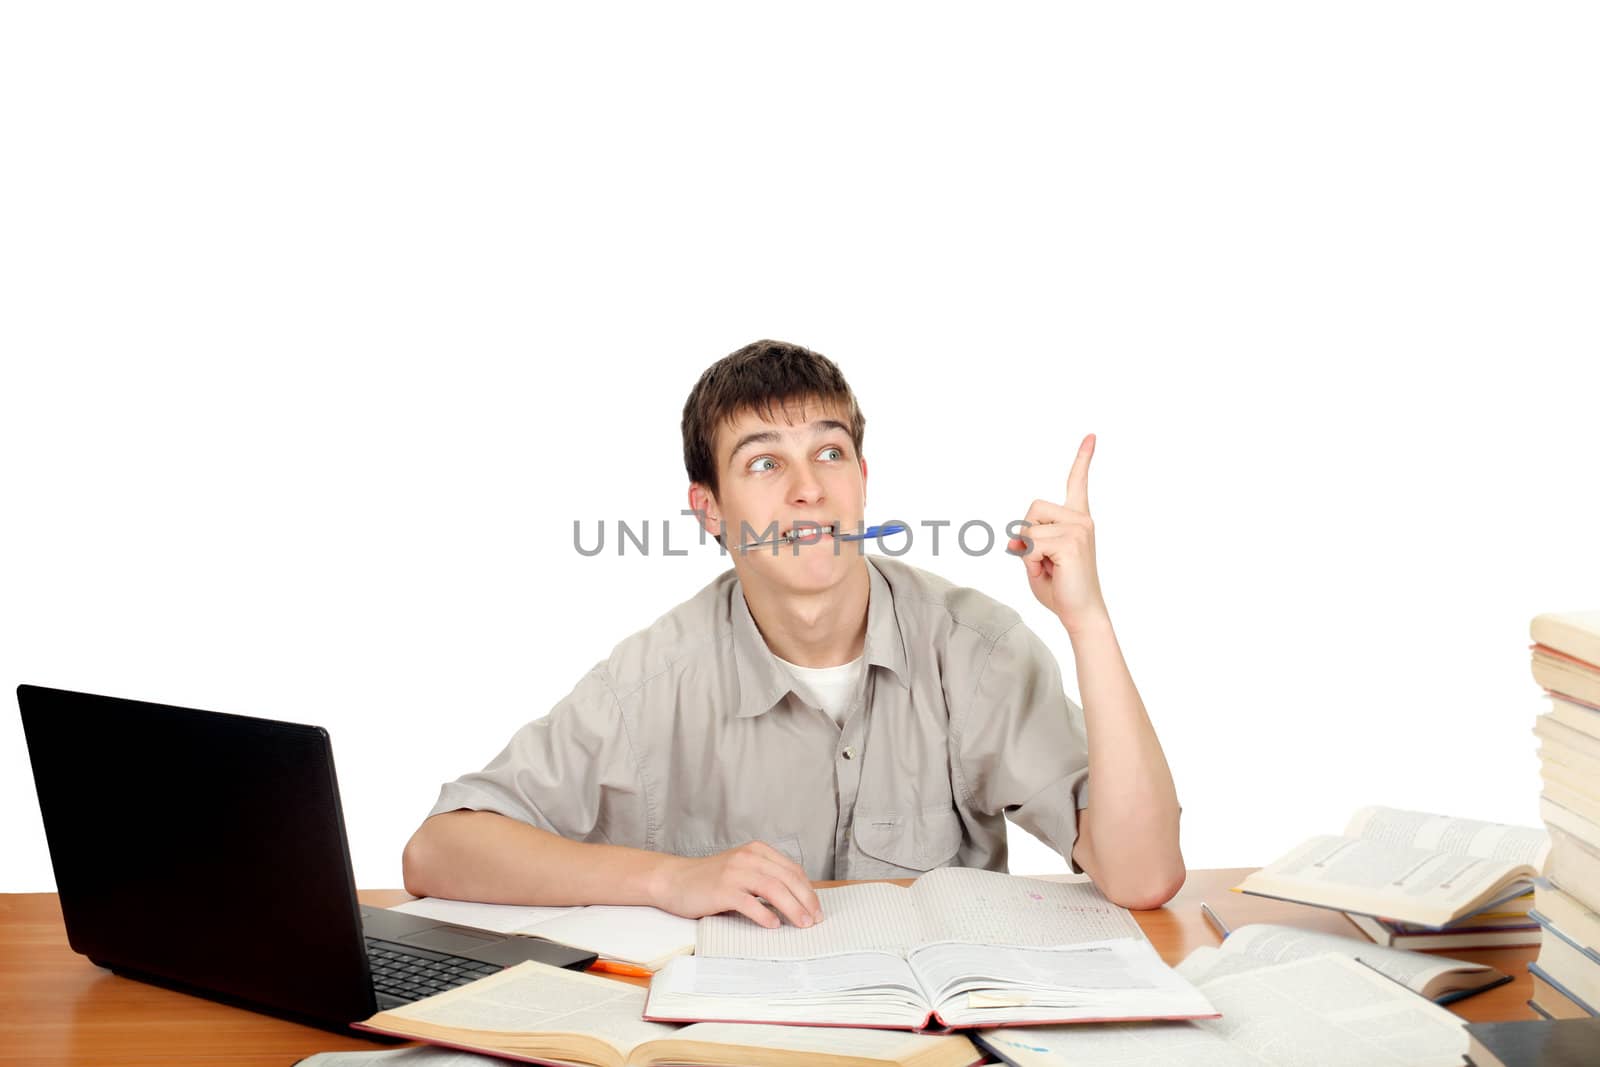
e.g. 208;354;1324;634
0;870;1537;1065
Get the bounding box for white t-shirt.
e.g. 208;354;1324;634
774;653;866;727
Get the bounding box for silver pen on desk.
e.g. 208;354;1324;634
1200;902;1231;940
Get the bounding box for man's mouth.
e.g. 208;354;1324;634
779;522;837;545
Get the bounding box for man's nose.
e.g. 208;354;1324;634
788;467;825;504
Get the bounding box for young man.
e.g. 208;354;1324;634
402;341;1183;927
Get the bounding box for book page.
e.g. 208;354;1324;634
978;1022;1263;1067
656;951;925;1000
697;881;926;959
529;905;696;967
1208;924;1493;995
646;953;929;1029
1175;945;1224;984
388;899;693;968
389;897;582;934
911;939;1216;1024
909;868;1145;947
647;1023;976;1065
1345;806;1551;869
298;1051;507;1067
378;961;675;1054
1195;953;1467;1066
978;954;1466;1067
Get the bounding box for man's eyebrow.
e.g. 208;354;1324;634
727;419;852;461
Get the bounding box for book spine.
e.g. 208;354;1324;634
1528;962;1600;1017
1532;912;1600;967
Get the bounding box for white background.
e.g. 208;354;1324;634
2;2;1596;893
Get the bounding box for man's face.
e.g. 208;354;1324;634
692;397;868;591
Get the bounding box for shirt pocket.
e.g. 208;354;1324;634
673;832;805;868
850;806;963;878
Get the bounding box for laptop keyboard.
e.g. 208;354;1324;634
365;937;504;1002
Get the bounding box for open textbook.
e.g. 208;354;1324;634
1235;805;1550;928
350;960;980;1067
388;898;695;971
643;867;1216;1031
1198;922;1509;1004
973;951;1468;1067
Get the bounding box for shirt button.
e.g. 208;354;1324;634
841;747;856;760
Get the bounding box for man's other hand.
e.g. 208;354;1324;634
650;841;824;929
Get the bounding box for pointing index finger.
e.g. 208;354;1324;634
1065;433;1095;514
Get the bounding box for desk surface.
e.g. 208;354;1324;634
0;869;1537;1066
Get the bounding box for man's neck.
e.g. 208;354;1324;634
741;559;870;668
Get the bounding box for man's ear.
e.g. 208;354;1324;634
687;483;722;539
860;456;868;508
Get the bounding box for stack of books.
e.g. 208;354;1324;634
1343;897;1540;950
1233;805;1548;937
1528;610;1600;1021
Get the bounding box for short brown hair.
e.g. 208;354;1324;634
682;339;867;500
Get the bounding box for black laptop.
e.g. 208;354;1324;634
16;684;596;1033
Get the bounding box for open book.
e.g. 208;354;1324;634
643;868;1216;1031
387;898;695;971
972;950;1469;1067
1198;921;1510;1004
1235;805;1550;928
350;960;981;1067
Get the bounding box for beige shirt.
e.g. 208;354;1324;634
774;653;864;727
428;556;1091;880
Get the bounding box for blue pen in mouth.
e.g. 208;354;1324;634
835;522;908;543
743;522;909;550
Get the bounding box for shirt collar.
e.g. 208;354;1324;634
732;557;911;719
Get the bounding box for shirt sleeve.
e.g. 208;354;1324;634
425;664;652;848
956;620;1092;874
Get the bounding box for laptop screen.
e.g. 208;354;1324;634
17;684;378;1027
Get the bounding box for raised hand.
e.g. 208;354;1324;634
1006;433;1110;635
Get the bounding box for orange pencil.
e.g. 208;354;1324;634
588;959;653;978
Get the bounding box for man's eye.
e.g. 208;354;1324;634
818;446;843;461
748;456;778;473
